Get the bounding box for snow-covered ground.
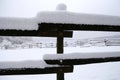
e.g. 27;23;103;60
0;46;120;80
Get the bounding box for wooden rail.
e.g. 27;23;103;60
39;23;120;31
0;66;73;75
44;57;120;65
0;22;120;80
0;30;72;38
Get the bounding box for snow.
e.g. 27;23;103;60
66;62;120;80
1;46;120;61
0;48;56;61
44;52;120;60
1;9;120;30
56;3;67;11
0;17;38;30
0;48;58;69
0;60;59;69
37;11;120;26
0;46;120;80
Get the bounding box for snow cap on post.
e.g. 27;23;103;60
56;3;67;11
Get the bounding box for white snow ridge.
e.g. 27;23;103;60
0;17;38;30
0;60;59;69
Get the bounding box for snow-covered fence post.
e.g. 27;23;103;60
56;3;67;78
56;4;67;79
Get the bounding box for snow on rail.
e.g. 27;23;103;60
0;17;38;30
0;60;59;69
44;52;120;60
0;10;120;30
37;11;120;26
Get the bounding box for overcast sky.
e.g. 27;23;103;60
0;0;120;39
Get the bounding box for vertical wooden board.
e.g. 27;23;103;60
57;29;64;53
56;28;64;80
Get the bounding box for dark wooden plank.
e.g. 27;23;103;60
57;72;64;80
44;57;120;65
39;23;120;32
57;29;64;53
0;30;73;37
39;31;72;38
0;66;73;75
0;30;37;36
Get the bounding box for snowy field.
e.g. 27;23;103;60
0;46;120;80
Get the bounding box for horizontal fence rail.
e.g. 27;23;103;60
39;23;120;32
0;30;72;37
44;57;120;65
0;66;73;75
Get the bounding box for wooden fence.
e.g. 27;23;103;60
0;23;120;80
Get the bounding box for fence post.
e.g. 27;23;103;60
57;28;64;80
57;29;64;53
